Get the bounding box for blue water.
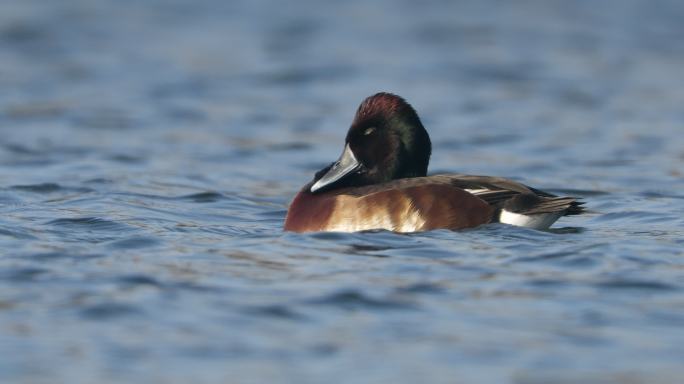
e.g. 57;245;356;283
2;0;684;383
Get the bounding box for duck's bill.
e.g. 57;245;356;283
310;144;362;193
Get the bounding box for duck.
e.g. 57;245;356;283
284;92;584;233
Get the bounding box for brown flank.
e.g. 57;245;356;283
284;179;495;233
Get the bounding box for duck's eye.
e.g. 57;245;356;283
363;127;376;136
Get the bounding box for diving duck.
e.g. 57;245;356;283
284;92;583;233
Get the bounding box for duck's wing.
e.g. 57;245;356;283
433;174;585;228
433;173;554;196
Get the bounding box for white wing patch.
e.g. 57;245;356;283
499;209;561;230
464;188;491;195
466;188;563;230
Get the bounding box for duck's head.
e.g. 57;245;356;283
310;92;432;193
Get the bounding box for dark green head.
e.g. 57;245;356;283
311;92;432;193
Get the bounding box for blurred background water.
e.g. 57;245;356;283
1;0;684;383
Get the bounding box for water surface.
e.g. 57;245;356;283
1;0;684;383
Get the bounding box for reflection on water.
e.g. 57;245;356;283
1;0;684;383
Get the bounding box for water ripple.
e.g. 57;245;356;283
105;236;160;249
46;217;132;232
307;290;416;311
10;183;94;194
80;303;142;320
0;267;50;282
594;280;678;292
178;191;226;203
